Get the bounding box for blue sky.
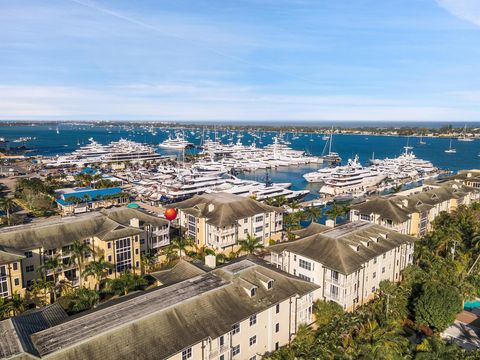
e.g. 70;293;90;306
1;0;480;121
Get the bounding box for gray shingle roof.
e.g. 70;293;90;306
20;257;317;360
151;260;206;286
269;221;415;275
175;193;284;227
0;207;166;251
350;197;410;222
0;246;25;265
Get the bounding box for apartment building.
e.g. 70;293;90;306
268;221;416;311
0;246;25;299
0;207;169;298
176;192;284;252
0;256;319;360
349;182;480;237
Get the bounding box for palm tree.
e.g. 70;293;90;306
69;240;92;288
0;197;15;225
83;256;113;290
170;236;194;258
325;203;348;225
37;254;63;301
69;288;99;314
161;246;178;265
1;293;27;317
140;251;158;274
303;205;322;223
103;270;147;296
29;278;54;305
238;234;264;254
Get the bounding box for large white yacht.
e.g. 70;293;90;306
45;139;166;167
319;167;385;196
304;155;363;183
159;134;193;150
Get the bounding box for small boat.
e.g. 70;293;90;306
445;139;456;154
418;134;426;145
458;124;474;142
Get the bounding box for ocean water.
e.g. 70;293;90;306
1;123;479;198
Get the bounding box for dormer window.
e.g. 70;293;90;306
267;280;273;289
250;288;257;297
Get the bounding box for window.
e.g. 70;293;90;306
232;345;240;356
25;265;34;273
275;342;279;350
360;214;371;221
372;272;376;279
331;270;339;282
135;249;139;255
275;323;280;333
267;280;273;289
12;262;18;271
244;229;248;234
293;255;296;261
181;347;192;360
136;261;139;268
0;266;8;298
382;253;386;259
249;335;257;346
219;335;224;346
115;238;132;273
14;278;19;286
255;226;263;233
140;239;145;245
107;242;111;249
250;288;257;297
232;323;240;334
299;259;312;271
276;304;280;313
188;215;196;239
244;218;248;224
108;255;112;262
24;251;32;258
249;356;257;360
372;286;376;293
255;215;263;222
298;273;311;282
249;315;257;326
382;267;385;274
330;284;339;299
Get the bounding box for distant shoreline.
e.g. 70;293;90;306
0;120;479;137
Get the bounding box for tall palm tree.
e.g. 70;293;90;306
325;203;348;225
83;256;113;290
238;234;264;254
303;206;322;223
69;240;92;288
0;197;15;225
37;254;63;301
170;236;194;258
29;278;54;305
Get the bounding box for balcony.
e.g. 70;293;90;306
152;238;170;249
324;276;345;287
209;345;230;359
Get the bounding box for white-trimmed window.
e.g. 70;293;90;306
232;323;240;334
181;347;192;360
232;344;240;356
299;259;311;271
249;335;257;346
0;266;9;298
115;238;132;273
249;314;257;326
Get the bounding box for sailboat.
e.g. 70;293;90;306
458;124;474;142
56;126;60;135
445;139;456;154
418;134;426;145
404;136;413;151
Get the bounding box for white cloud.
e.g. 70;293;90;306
0;84;477;122
436;0;480;27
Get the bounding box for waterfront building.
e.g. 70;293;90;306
268;221;416;311
175;192;284;252
0;257;319;360
349;182;480;237
55;187;129;215
0;207;169;298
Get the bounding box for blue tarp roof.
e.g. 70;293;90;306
56;187;123;206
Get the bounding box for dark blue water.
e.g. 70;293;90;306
1;124;479;197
